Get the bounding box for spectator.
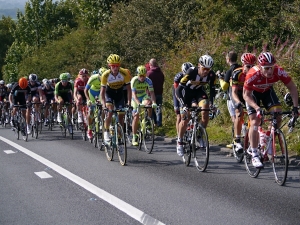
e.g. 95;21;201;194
147;58;165;127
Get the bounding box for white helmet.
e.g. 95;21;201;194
181;62;194;74
199;55;214;68
29;74;38;82
0;80;4;85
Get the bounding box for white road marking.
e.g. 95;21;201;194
35;171;53;179
4;150;16;154
0;136;165;225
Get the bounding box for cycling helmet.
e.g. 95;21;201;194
43;80;51;88
107;54;121;64
19;77;28;89
59;73;69;81
241;53;257;65
79;69;88;75
199;55;214;68
136;65;147;76
284;92;293;107
0;80;4;85
42;78;48;83
181;62;194;74
29;74;38;82
99;67;107;76
258;52;276;66
92;70;98;74
7;83;12;89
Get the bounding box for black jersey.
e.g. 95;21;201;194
11;83;31;98
29;81;42;96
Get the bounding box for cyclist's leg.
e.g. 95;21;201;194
131;99;140;146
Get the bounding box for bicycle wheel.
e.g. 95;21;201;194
21;122;28;142
193;125;209;172
34;121;39;139
13;124;20;140
104;138;114;161
96;118;104;151
116;123;127;165
142;117;154;154
272;130;288;186
243;130;261;178
1;115;5;128
124;113;133;146
183;130;192;166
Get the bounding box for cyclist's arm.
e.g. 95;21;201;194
243;88;259;111
84;86;90;101
73;86;78;102
126;83;131;106
285;80;299;108
131;90;140;105
100;86;106;107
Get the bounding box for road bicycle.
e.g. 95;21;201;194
59;103;74;139
0;101;10;127
30;102;42;139
103;108;127;166
134;104;155;154
77;102;88;141
124;105;133;146
11;105;28;142
45;102;57;131
92;102;104;150
244;110;296;186
182;106;210;172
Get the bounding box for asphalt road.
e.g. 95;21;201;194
0;125;299;225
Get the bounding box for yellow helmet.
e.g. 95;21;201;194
107;54;121;64
136;65;147;76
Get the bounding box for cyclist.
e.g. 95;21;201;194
28;74;45;122
84;67;107;139
173;62;195;138
131;65;157;146
101;54;131;144
0;80;9;124
42;79;56;126
175;55;217;157
230;53;257;153
9;77;32;134
220;51;241;148
74;68;89;124
55;73;73;133
243;52;299;168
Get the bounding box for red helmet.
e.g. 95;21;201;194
19;77;28;89
258;52;276;66
241;53;256;65
79;68;88;75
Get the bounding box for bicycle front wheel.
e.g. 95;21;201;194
272;130;288;186
142;117;154;154
116;123;127;165
243;130;261;178
193;126;209;172
104;139;114;161
183;130;192;166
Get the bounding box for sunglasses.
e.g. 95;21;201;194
138;74;146;77
109;64;120;68
61;80;68;83
245;65;254;69
261;66;274;71
200;66;211;72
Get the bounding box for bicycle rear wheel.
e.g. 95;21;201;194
183;130;192;166
124;113;133;146
272;130;288;186
243;130;261;178
193;126;209;172
142;117;154;154
21;122;28;142
116;123;127;165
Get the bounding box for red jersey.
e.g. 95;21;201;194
244;65;291;93
74;77;88;92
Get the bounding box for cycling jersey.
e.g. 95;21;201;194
101;68;130;91
55;81;72;96
29;81;42;97
176;67;216;106
0;86;8;101
131;76;154;98
10;83;31;108
74;77;88;92
244;65;291;93
42;86;55;102
229;67;245;106
86;74;101;91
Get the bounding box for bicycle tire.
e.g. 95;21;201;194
96;118;104;151
104;138;114;161
183;130;192;166
243;130;261;178
193;125;209;172
142;117;154;154
124;112;133;146
116;123;127;165
21;122;28;142
272;129;288;186
34;121;39;139
13;125;19;140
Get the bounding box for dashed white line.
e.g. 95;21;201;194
4;150;16;154
35;171;53;179
0;136;165;225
